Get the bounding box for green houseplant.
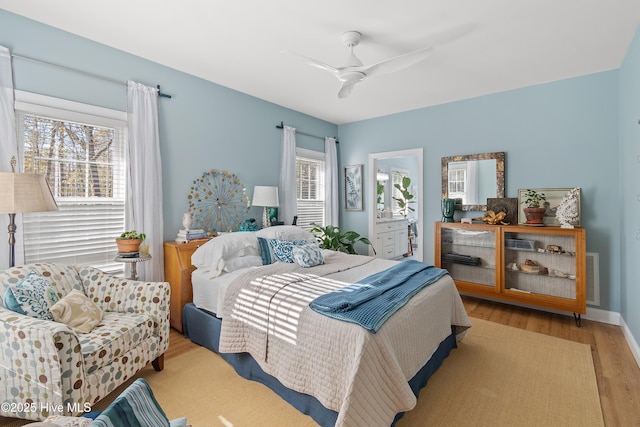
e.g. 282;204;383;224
521;189;546;224
311;224;376;255
392;176;415;218
377;181;385;208
116;230;146;253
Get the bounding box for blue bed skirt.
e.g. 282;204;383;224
182;302;457;427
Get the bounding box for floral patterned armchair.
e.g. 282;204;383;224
0;263;170;422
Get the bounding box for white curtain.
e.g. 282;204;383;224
324;137;338;226
126;81;164;281
0;46;23;268
279;126;297;225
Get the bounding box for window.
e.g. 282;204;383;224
296;148;325;230
448;164;466;202
15;91;127;272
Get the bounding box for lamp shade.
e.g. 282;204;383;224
0;172;58;213
252;186;279;207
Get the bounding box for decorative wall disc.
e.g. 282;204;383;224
187;169;250;234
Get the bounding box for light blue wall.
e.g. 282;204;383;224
338;71;620;312
1;10;637;340
619;27;640;342
0;9;337;240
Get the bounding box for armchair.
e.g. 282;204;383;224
0;263;170;422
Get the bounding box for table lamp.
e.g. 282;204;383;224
252;186;279;228
0;157;58;267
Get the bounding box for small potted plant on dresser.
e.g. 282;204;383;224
521;189;546;224
116;230;146;253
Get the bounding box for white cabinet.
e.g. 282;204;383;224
375;219;408;259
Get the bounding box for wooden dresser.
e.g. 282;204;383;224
163;240;208;332
434;222;586;323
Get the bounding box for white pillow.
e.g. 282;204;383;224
50;289;103;334
256;225;316;243
191;232;259;275
292;243;325;267
223;255;263;272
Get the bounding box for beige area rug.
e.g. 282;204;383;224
397;319;604;427
0;319;603;427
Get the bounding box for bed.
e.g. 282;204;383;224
183;226;471;427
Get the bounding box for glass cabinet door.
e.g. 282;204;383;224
503;231;577;300
440;227;496;287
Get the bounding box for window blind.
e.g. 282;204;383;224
296;148;325;230
15;93;127;273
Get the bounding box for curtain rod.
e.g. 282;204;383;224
276;121;339;143
11;53;172;99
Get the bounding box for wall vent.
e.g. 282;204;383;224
586;252;600;306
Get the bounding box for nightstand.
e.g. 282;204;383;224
163;240;209;332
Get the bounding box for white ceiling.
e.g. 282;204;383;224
1;1;640;124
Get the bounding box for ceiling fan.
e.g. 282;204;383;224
284;31;433;99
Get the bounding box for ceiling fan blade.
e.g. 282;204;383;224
361;46;433;77
338;81;357;99
281;50;339;75
336;71;365;99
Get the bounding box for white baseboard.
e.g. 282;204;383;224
585;307;620;325
620;317;640;369
566;307;640;369
585;307;640;368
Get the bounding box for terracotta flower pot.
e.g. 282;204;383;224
523;207;545;224
116;238;142;253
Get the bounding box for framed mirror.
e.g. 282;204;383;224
441;152;505;211
368;148;423;262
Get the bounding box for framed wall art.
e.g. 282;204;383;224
487;198;518;225
517;188;581;226
344;164;363;211
187;169;250;233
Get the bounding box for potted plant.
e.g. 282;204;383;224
521;189;546;224
377;181;385;210
116;230;146;253
392;176;415;218
310;224;376;255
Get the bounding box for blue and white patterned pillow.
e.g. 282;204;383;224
89;378;171;427
257;237;308;264
3;271;60;320
292;243;325;268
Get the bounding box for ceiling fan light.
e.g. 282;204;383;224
339;71;366;83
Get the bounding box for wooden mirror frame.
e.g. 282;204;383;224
441;151;505;211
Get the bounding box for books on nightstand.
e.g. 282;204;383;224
175;228;207;244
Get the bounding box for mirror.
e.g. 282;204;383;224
376;169;389;212
441;152;505;211
368;148;423;262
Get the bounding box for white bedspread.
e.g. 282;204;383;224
219;251;471;427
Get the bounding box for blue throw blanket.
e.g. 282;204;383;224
309;260;448;333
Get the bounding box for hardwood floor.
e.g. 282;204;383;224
166;327;199;359
166;296;640;426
